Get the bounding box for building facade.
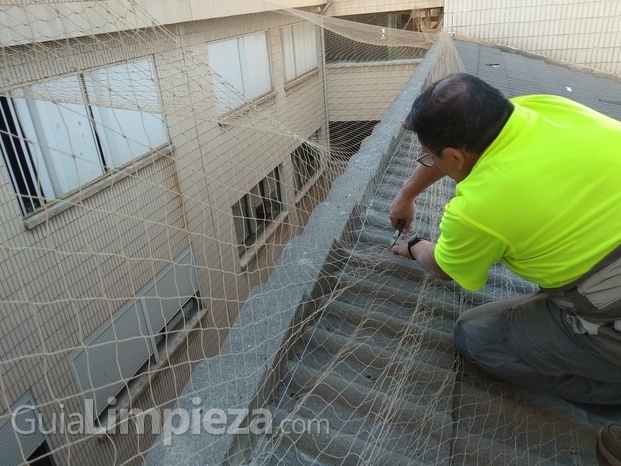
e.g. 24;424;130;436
0;3;335;465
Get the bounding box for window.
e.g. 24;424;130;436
291;130;322;193
154;295;199;351
233;166;283;255
26;440;56;466
207;31;272;114
0;392;58;466
71;248;200;419
0;58;167;214
281;22;318;82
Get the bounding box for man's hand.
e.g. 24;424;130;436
389;190;416;231
389;163;445;230
390;234;414;259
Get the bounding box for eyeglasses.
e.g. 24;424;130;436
416;150;436;167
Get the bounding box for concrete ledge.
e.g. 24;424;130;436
144;41;442;466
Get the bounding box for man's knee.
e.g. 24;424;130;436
453;294;539;364
453;316;473;360
453;306;511;370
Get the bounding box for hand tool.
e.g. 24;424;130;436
389;219;405;248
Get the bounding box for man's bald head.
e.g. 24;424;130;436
404;73;513;156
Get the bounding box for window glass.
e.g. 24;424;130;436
85;60;167;168
240;33;272;99
282;22;317;81
303;22;318;71
0;96;44;212
14;76;104;197
207;39;245;114
232;199;249;251
291;131;322;193
207;32;272;114
262;169;281;220
281;26;296;81
248;184;265;237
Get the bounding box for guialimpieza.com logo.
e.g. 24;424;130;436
12;398;330;445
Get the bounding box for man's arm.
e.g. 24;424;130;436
389;164;445;230
391;237;452;280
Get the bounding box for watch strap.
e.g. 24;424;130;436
407;236;425;260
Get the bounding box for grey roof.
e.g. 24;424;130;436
455;39;621;120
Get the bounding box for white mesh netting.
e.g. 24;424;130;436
0;1;608;465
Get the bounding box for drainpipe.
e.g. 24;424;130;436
319;17;331;166
317;0;332;164
319;0;332;15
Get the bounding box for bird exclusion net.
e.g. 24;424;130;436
0;1;593;466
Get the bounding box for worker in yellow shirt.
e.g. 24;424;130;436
389;73;621;465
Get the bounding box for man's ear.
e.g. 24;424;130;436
441;147;468;170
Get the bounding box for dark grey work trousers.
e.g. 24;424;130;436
454;246;621;405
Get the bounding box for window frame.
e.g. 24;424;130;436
0;57;168;216
232;166;283;256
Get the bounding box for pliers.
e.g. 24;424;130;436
389;219;405;248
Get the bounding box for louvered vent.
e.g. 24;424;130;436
0;392;46;466
71;247;199;418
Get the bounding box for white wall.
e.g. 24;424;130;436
325;0;442;17
326;61;419;120
445;0;621;75
0;0;327;47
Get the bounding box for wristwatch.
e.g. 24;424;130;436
407;236;426;260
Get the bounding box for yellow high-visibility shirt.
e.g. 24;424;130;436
434;95;621;291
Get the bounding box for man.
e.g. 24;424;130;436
389;73;621;464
